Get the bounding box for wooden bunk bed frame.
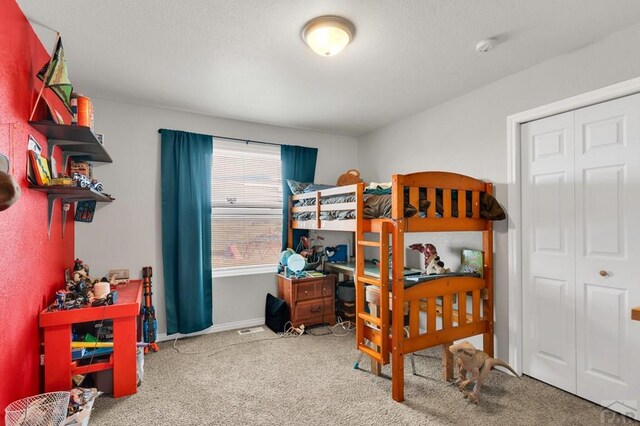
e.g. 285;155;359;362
288;171;494;402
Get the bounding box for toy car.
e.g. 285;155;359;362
72;173;91;188
90;179;103;192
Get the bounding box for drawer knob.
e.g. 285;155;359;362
304;290;308;294
599;270;609;277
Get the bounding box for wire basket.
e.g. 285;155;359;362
5;391;70;426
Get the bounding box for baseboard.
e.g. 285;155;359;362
156;317;265;342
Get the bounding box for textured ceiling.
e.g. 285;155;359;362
17;0;640;137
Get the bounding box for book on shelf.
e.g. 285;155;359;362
460;249;483;277
28;150;51;186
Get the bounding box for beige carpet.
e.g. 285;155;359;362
90;327;616;425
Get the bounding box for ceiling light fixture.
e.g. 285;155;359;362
301;16;355;57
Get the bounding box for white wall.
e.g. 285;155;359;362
76;99;358;336
357;23;640;359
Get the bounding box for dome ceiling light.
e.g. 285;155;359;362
301;16;355;57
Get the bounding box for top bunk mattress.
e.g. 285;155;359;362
291;188;505;221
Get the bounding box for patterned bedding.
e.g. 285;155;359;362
291;190;505;221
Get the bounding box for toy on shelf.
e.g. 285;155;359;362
426;254;450;275
50;259;117;311
409;243;450;275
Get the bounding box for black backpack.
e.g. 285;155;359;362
265;293;289;334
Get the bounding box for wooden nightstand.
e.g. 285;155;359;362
277;274;336;328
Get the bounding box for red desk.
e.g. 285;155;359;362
39;280;142;398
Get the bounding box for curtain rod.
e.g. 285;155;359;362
157;128;281;147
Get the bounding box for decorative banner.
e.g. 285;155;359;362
37;37;73;112
30;35;73;124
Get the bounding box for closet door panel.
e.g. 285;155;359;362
582;165;624;257
575;93;640;410
521;111;577;393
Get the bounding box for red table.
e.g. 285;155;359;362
39;280;142;397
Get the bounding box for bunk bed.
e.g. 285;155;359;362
287;172;496;402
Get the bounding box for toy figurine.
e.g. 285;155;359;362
449;341;519;404
409;243;450;274
426;253;450;275
409;243;438;269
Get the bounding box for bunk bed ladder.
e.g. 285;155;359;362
354;220;391;373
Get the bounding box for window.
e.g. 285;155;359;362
211;140;282;276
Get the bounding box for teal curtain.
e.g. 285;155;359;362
281;145;318;250
160;129;213;335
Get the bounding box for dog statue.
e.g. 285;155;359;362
449;341;519;404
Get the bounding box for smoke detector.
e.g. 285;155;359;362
475;38;497;53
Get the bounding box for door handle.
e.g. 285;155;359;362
599;270;609;277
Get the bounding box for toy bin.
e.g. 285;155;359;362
5;391;70;426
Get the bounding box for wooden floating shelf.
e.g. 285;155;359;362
29;184;114;202
28;120;115;239
29;120;113;164
29;185;113;239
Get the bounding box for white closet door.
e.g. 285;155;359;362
574;93;640;410
521;111;577;393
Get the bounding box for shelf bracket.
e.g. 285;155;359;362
46;196;73;240
47;195;56;240
62;202;70;238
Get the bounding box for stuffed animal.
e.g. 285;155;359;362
410;243;449;274
408;243;438;269
426;254;450;275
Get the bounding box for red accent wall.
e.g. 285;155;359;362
0;0;75;418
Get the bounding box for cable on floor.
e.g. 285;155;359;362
307;317;355;337
172;321;305;355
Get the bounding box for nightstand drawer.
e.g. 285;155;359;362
294;298;333;322
318;282;334;297
295;281;316;301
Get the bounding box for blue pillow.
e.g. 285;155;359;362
286;179;312;195
303;183;335;193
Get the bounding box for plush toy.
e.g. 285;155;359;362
426;254;450;275
408;243;438;269
410;243;450;274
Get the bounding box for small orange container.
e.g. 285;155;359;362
76;95;93;130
